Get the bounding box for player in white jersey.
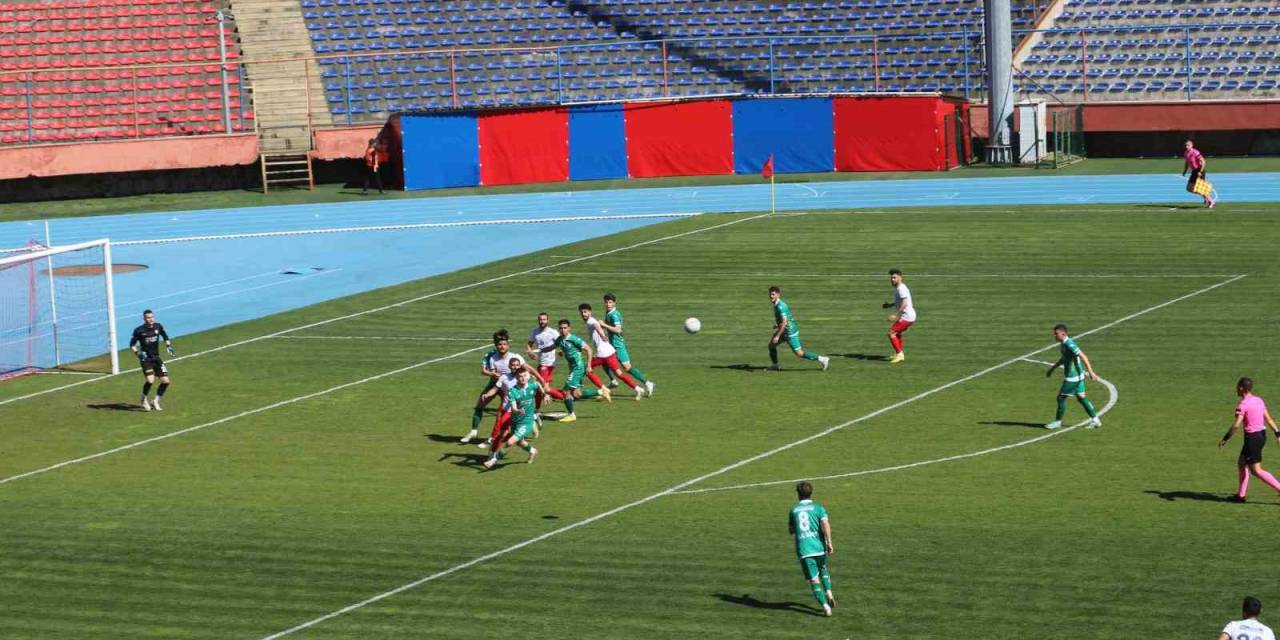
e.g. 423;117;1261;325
1221;596;1275;640
880;269;916;364
578;303;643;400
527;312;560;410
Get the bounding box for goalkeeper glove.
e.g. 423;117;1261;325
135;350;147;362
166;344;176;356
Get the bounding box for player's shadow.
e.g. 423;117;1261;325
978;420;1047;430
87;402;145;412
438;451;495;471
837;352;891;362
1134;203;1203;210
424;433;470;444
1144;489;1237;503
713;593;826;617
710;363;773;372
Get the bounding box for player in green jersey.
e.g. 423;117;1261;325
601;293;656;397
768;286;829;371
1044;324;1102;430
554;319;611;422
483;368;540;469
788;481;835;617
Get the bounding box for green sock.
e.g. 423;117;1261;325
810;582;828;606
1079;397;1097;417
627;367;648;383
580;388;598;399
520;442;532;452
564;396;575;414
802;351;819;362
769;345;779;365
820;568;832;593
1055;397;1067;421
471;407;484;429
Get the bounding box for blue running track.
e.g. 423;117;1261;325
1;172;1275;348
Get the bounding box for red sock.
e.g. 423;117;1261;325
889;334;903;353
545;387;565;400
586;371;605;387
489;412;510;441
616;371;640;389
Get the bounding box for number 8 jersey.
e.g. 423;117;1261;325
788;499;829;559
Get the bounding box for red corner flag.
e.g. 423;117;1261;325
761;155;775;180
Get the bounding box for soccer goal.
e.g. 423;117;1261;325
0;238;119;379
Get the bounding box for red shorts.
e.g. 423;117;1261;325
538;365;555;383
890;319;914;334
590;355;622;371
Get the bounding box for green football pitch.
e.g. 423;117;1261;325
2;203;1278;638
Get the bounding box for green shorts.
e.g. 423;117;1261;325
512;420;537;441
785;333;803;352
563;365;586;390
612;341;631;365
799;554;828;581
1059;379;1086;396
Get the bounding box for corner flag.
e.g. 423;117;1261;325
761;155;774;180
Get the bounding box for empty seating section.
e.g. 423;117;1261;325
0;0;251;146
1019;0;1280;100
299;0;1278;122
303;0;1050;122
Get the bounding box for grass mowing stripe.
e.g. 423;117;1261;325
0;345;489;487
671;364;1119;495
0;212;764;408
259;274;1242;639
546;271;1239;279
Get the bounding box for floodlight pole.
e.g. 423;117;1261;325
983;0;1014;164
217;11;233;134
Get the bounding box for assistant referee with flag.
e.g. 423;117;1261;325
1182;139;1215;208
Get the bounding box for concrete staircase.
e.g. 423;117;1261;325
226;0;331;157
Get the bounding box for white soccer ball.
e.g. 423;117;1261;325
684;317;701;334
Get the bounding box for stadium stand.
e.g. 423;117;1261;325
0;0;251;146
300;0;1047;122
1017;0;1280;100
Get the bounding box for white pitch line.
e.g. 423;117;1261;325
0;345;490;487
673;365;1119;496
0;212;761;408
258;274;1242;640
544;271;1240;279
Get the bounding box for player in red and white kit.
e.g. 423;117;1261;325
881;269;916;364
579;303;643;400
484;356;549;457
527;312;566;411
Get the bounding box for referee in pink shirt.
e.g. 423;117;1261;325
1182;139;1215;208
1219;377;1280;503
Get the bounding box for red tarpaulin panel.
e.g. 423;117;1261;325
478;108;569;186
834;96;944;172
624;100;734;178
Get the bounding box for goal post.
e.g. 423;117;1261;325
0;238;119;378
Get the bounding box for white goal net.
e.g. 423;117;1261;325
0;239;119;378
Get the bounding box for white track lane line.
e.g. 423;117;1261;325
271;336;490;342
258;274;1243;640
673;364;1118;496
0;213;763;408
0;345;490;487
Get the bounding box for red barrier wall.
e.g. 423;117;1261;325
834;96;948;171
624;99;734;178
0;134;258;181
971;100;1280;137
478;108;569;186
313;125;383;160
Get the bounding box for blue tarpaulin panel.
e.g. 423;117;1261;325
732;98;835;175
568;105;628;181
401;113;480;190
